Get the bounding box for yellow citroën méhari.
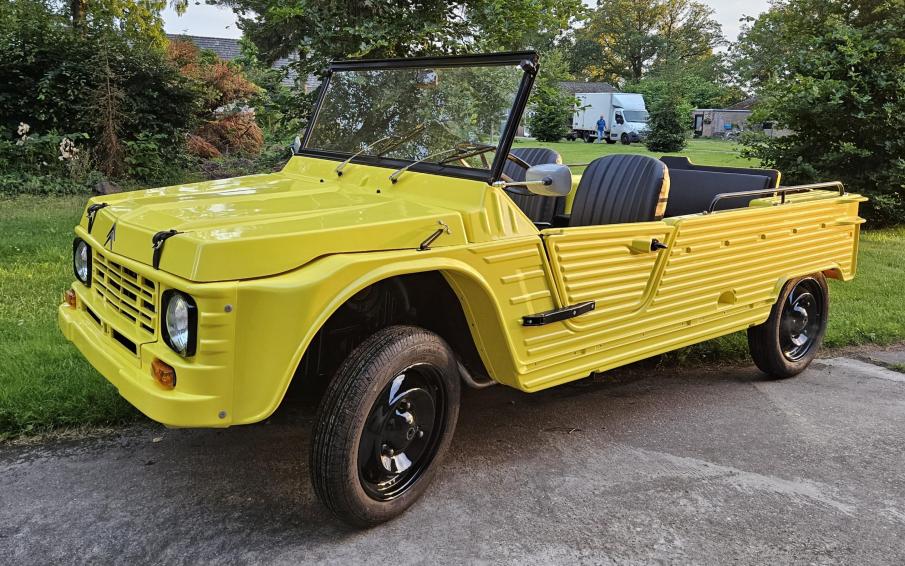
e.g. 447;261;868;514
59;52;865;526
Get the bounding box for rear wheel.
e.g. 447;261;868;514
583;133;594;143
747;274;829;378
310;325;460;527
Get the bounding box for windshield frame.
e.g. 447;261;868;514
296;51;539;184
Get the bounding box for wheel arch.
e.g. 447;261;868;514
240;257;513;424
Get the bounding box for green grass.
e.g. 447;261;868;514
514;137;758;169
1;148;903;436
0;196;137;439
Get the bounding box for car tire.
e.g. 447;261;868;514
747;274;829;379
310;325;461;527
584;134;594;143
620;133;631;145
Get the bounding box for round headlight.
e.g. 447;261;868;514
73;239;91;285
163;291;197;356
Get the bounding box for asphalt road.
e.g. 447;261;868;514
2;351;905;565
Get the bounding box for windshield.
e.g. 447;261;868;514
303;59;529;177
623;110;649;123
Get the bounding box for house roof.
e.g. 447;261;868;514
726;96;757;111
558;81;617;94
166;34;301;88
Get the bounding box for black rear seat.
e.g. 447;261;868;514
664;169;773;217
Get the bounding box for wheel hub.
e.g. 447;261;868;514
358;366;445;501
780;283;823;361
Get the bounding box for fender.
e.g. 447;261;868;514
231;248;517;425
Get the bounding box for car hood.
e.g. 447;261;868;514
79;161;468;282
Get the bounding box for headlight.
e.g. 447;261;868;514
162;290;197;357
72;238;91;286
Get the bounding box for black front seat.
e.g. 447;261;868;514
501;147;563;224
570;154;670;226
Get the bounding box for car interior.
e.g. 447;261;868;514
503;149;781;229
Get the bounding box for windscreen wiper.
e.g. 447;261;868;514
374;123;428;158
335;133;397;177
388;143;472;184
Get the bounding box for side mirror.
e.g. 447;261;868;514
289;136;302;154
523;163;573;197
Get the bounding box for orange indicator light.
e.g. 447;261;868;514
151;358;177;390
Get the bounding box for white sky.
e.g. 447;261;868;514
162;1;773;43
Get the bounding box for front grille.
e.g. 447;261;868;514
92;249;158;336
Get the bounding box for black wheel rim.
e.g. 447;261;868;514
779;279;824;361
357;364;446;501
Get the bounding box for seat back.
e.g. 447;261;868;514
660;156;780;187
664;169;772;217
570;154;669;226
502;147;563;224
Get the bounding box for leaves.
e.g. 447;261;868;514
735;0;905;225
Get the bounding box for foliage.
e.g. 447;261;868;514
215;0;585;126
233;37;302;140
734;0;905;225
0;0;198;186
644;94;687;153
624;55;745;114
571;0;724;85
527;86;575;142
526;50;576;142
167;38;264;157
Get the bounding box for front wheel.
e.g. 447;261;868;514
620;133;631;145
310;325;461;527
747;274;829;378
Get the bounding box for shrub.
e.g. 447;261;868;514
644;95;687;153
735;0;905;226
526;85;575;142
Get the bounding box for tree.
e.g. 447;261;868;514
214;0;585;124
526;50;575;142
574;0;724;86
644;93;686;152
0;0;198;178
168;39;264;157
734;0;905;225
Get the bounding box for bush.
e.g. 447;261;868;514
526;85;574;142
644;95;687;153
0;0;199;189
0;127;103;195
735;0;905;226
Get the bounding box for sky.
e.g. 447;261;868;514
162;1;773;43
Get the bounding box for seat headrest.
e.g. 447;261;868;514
570;154;669;226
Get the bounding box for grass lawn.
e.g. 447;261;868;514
1;143;903;437
514;137;760;169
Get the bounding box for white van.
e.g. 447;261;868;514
569;93;649;144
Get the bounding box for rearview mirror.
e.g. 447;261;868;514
289;136;302;154
523;163;572;197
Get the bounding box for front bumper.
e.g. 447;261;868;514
58;302;230;428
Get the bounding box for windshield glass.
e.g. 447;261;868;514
623;110;649;123
304;63;526;172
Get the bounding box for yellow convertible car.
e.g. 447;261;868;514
58;52;865;526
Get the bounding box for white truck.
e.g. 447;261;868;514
568;92;649;144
